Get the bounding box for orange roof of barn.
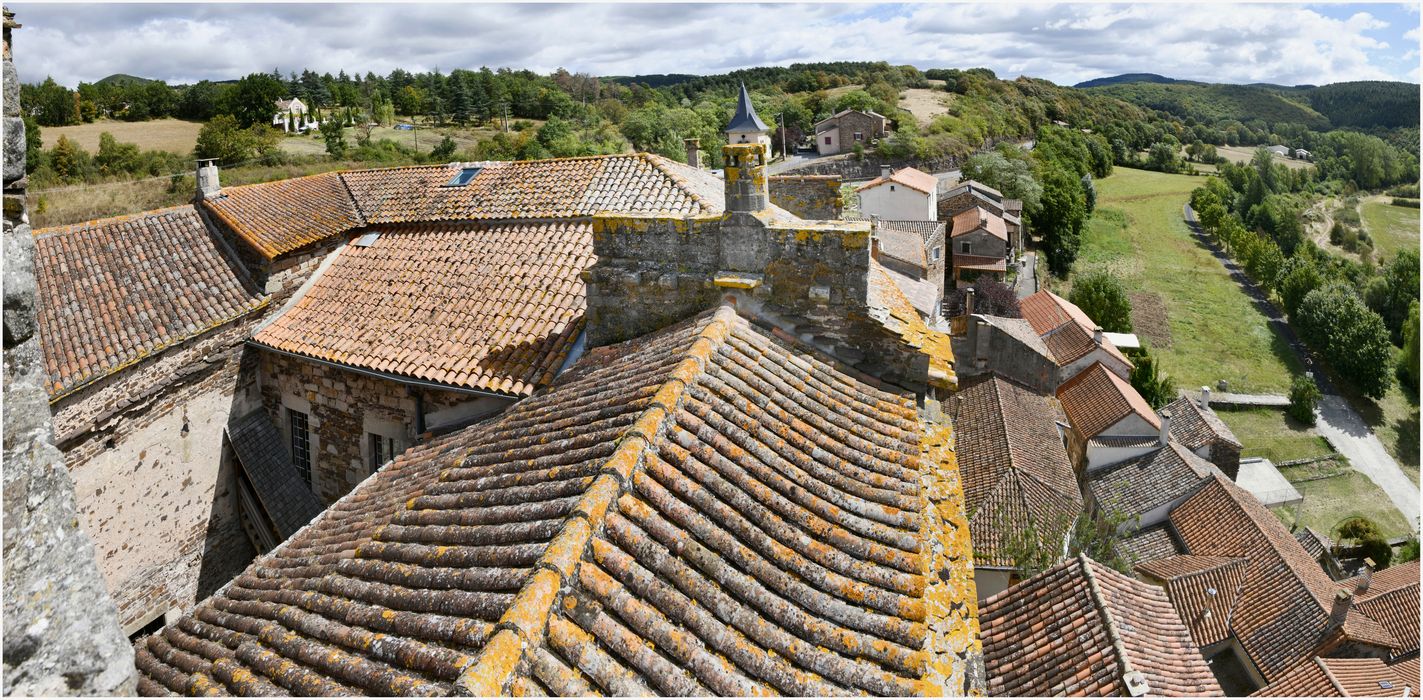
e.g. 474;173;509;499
980;555;1222;697
1056;361;1160;439
33;205;268;400
134;305;982;697
1169;475;1400;682
856;167;939;196
251;220;591;397
950;207;1007;241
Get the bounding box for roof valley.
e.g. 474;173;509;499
1079;555;1147;695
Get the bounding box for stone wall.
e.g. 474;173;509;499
52;316;264;631
768;174;842;220
956;316;1060;396
257;350;510;503
2;7;136;694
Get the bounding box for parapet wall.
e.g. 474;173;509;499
769;174;843;220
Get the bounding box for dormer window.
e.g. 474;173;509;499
444;167;482;187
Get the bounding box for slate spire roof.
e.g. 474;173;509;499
725;82;770;134
132;305;980;697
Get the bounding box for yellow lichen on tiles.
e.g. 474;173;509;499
457;630;524;696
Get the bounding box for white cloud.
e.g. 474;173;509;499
6;2;1413;88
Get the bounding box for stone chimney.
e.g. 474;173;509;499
684;138;701;169
1093;326;1104;346
1330;589;1353;626
1159;409;1172;446
723;143;768;213
1200;386;1212;408
881;165;893;179
964;287;976;318
1355;558;1375;595
196;158;220;199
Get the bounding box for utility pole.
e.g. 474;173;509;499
778;112;788;162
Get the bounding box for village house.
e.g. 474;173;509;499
1020;290;1134;384
948;206;1009;288
1056;361;1161;471
1253;656;1416;697
1085;437;1223;531
957;311;1060;396
1267;144;1291;157
1160;391;1243;478
937;180;1023;251
812;108;888;155
870;218;946;321
855;165;938;221
272;97;312;132
947;374;1082;599
979;554;1223;696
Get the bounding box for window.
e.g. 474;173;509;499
289;408;311;486
368;433;400;471
960;241;972;254
853;131;864;142
443;166;482;187
889;185;895;191
824;136;832;145
932;246;942;261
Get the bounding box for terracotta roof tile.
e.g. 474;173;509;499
1348;561;1420;658
1057;361;1160;440
980;555;1222;697
950;207;1007;241
947;374;1081;568
134;306;980;696
1170;475;1400;681
252;220;590;396
857;167;938;196
1390;656;1420;690
868;261;956;387
1022;290;1133;368
951;254;1007;272
203;171;363;259
1137;555;1250;647
1163;396;1243;450
33;205;267;399
1117;523;1185;563
1253;656;1412;697
1086;441;1220;520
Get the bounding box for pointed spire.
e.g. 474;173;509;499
725;82;770;134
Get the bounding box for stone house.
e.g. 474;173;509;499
949;206;1008;287
939;180;1024;251
1162;392;1244;478
957;312;1060;396
272;97;311;132
1056;361;1162;472
131;140;987;697
813;108;888;155
856;166;938;221
871;218;946;320
1020;290;1134;385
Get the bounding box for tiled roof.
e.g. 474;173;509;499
1117;523;1184;563
1086;441;1219;519
226;410;324;539
1170;475;1399;681
868;262;956;388
33;205;268;399
1002;198;1023;213
1057;361;1160;440
1136;555;1250;647
1295;527;1335;560
134;306;980;696
252;220;590;397
950;207;1007;241
1021;290;1097;336
946;374;1081;568
208;154;722;259
857;167;938;195
1391;656;1420;690
1252;657;1413;697
942;180;1003;201
876;224;929;268
1348;561;1420;658
204;171;364;259
976;315;1054;363
951;254;1006;272
1163;396;1243;450
980;555;1222;697
879;265;941;320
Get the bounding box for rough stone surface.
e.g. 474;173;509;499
768;174;843;220
2;7;137;694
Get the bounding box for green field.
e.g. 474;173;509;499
1360;197;1420;262
1065;167;1302;393
1273;468;1413;540
1217;407;1333;463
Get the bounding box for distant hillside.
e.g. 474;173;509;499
604;73;700;89
1073;73;1196;88
95;73;156;88
1085;81;1330;129
1307;81;1420;129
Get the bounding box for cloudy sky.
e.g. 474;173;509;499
9;2;1421;88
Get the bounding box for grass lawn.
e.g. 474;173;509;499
1217;407;1333;463
1273;469;1413;540
1360;197;1420;262
1063;166;1302;394
41;118;205;154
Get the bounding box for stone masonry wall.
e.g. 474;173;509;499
52;316;265;630
2;7;137;694
769;175;843;220
257;351;503;503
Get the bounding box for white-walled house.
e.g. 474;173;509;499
855;166;938;221
273;98;314;132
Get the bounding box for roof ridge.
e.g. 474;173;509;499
1315;657;1349;696
32;202;199;237
1079;554;1149;696
638;152;713;213
455;304;738;695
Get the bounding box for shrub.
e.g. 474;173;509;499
1287;374;1321;424
944;279;1020;318
1068;271;1132;332
1128;345;1177;410
1392;198;1421;208
1337;517;1392;568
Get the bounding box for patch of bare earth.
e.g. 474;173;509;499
899;89;951;126
1130;291;1173;349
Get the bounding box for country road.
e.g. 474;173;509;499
1184;204;1420;528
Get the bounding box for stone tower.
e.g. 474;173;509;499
724;82;771;150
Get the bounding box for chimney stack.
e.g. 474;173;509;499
1355;558;1375;595
1201;386;1212;408
1330;589;1352;626
881;165;893;179
1159;409;1172;446
722;143;769;213
196;159;220;200
1093;326;1104;346
964;287;976;319
684;138;701;169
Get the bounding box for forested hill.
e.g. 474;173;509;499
1082;76;1419;131
1073;73;1194;88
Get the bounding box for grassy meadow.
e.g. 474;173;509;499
1359;197;1421;262
1217;407;1333;463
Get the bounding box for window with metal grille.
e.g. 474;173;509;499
289;409;311;486
368;433;398;471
